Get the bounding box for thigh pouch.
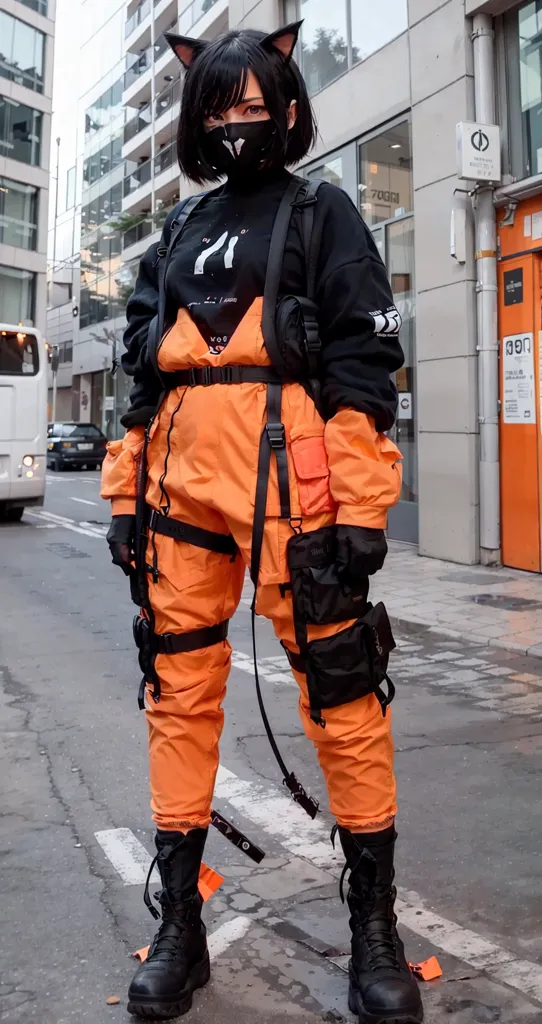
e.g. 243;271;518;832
285;526;396;726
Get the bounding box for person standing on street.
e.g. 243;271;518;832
102;20;423;1024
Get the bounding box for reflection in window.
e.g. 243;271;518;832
19;0;48;15
506;1;542;179
300;0;348;94
358;122;412;226
0;264;35;324
351;0;407;64
0;97;42;166
0;11;45;93
297;0;407;94
386;218;416;502
0;176;38;250
307;156;344;188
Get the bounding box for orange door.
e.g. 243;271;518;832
499;254;540;571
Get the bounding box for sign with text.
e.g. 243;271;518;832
457;121;501;183
502;333;535;424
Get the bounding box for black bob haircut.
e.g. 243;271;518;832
165;23;317;184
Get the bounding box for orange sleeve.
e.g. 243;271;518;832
100;426;145;517
324;409;402;528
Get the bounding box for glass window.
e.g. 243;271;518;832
505;1;542;179
63;423;104;438
351;0;407;64
295;0;408;94
0;266;36;324
299;0;348;94
0;11;45;93
0;329;38;375
0;96;42;166
386;218;416;504
66;166;76;209
19;0;48;15
358;121;413;226
0;176;38;250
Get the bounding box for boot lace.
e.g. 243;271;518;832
142;849;194;963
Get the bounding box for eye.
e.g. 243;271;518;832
246;105;266;116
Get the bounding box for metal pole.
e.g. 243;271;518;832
52;346;59;421
472;14;500;564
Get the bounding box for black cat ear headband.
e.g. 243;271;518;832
164;20;302;70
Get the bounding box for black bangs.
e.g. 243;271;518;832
176;29;317;184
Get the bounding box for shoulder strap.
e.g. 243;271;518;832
261;175;306;376
155;192;208;356
300;178;324;301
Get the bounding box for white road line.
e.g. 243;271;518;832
36;523;58;529
208;916;252;957
26;509;104;539
230;650;294;687
215;765;337;870
397;890;542;1003
70;496;97;506
94;828;159;886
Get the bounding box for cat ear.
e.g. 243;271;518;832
164;32;208;69
261;20;302;63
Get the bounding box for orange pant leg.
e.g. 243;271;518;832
227;513;397;833
144;524;245;830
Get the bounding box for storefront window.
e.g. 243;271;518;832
0;98;42;166
505;0;542;179
0;177;38;250
386;218;416;504
358;121;413;226
292;0;408;95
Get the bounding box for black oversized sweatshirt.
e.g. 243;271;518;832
121;169;403;431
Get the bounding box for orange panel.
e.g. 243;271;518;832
499;255;540;571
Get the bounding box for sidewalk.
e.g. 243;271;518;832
372;541;542;658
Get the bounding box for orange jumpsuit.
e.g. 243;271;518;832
101;298;402;833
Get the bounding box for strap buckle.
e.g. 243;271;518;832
159;631;176;656
266;422;286;450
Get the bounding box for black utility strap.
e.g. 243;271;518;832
171;366;284;388
154;619;229;656
261;176;305;377
148;508;238;556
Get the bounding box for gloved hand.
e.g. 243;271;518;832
106;514;136;576
335;525;388;583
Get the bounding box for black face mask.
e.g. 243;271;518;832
202;120;277;176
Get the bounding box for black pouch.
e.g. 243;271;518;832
287;525;369;626
299;603;396;722
275;295;320;379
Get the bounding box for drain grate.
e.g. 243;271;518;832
439;572;514;585
46;542;90;559
465;593;542;610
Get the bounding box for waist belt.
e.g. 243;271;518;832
148;508;238;557
171;366;286;388
151;619;229;656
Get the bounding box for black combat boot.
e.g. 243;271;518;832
127;828;210;1020
337;825;423;1024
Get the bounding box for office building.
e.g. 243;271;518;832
0;0;55;334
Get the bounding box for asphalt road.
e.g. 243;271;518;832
1;468;542;1023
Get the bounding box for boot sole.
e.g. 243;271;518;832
348;967;424;1024
127;952;211;1020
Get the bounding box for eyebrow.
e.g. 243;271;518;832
240;96;264;103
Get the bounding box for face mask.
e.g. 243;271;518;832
202;120;277;176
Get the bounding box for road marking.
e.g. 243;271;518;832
70;496;97;506
26;509;104;539
95;774;542;1006
397;890;542;1003
94;828;159;886
36;523;58;529
208;916;252;957
230;650;294;687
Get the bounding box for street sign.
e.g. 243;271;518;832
457;121;501;183
104;395;115;412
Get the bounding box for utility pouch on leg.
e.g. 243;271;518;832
287;526;369;625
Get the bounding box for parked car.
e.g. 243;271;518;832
47;422;107;471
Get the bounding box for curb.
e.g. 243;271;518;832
388;613;542;661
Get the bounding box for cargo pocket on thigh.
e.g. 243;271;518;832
290;435;338;516
101;436;144;499
288;603;397;725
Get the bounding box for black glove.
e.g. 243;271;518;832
106;514;136;576
335;525;388;583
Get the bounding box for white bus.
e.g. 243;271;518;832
0;323;47;522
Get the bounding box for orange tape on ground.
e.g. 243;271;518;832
409;956;443;981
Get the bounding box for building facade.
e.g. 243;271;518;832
0;0;55;334
46;0;542;568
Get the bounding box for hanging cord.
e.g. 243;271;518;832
157;390;187;516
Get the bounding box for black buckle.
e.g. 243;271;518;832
148;508;158;531
159;632;175;655
201;366;213;386
188;368;198;386
266;422;286;450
